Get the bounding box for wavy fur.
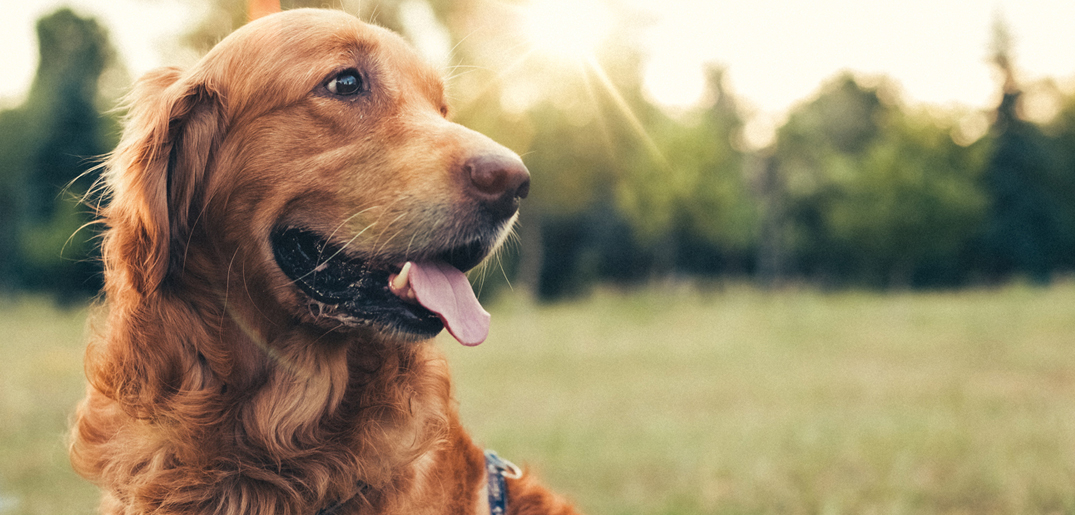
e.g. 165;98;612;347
70;9;579;515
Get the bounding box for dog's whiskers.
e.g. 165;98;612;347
326;194;410;264
362;198;411;258
405;232;420;262
282;205;388;288
317;204;384;262
218;247;243;342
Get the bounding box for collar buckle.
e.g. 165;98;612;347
485;450;522;515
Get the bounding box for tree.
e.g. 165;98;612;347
0;8;118;296
825;110;988;285
770;74;989;286
1043;89;1075;272
978;16;1068;282
770;74;891;281
618;67;755;278
0;108;32;293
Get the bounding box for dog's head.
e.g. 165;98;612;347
104;9;528;345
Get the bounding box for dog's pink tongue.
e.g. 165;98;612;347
408;261;490;346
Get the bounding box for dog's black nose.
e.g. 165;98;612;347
465;154;530;219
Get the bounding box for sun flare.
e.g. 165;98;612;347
521;0;613;62
505;0;669;167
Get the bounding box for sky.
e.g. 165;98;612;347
2;0;1074;126
0;0;198;107
630;0;1075;112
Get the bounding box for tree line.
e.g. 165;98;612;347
2;3;1073;302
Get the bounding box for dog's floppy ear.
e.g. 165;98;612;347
105;67;223;294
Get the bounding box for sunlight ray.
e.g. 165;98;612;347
584;56;670;171
451;48;538;117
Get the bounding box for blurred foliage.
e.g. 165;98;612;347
769;76;991;287
0;8;118;299
976;23;1075;284
3;2;1075;301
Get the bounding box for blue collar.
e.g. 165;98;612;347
484;450;522;515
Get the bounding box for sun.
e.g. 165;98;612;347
506;0;667;165
520;0;613;62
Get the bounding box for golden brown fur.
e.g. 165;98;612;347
70;9;578;514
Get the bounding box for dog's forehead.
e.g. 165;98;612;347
203;9;444;117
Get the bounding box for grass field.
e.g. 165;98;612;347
2;284;1075;514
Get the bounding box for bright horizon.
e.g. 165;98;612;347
3;0;1074;128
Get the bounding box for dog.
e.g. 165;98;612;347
70;9;579;514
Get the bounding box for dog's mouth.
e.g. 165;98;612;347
270;227;491;345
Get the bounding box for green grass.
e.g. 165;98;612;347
3;285;1075;514
444;283;1075;514
0;297;99;514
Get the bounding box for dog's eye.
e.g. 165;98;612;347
325;69;366;96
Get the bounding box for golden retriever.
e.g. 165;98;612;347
70;9;579;514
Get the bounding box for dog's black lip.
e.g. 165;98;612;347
439;238;486;274
269;227;489;337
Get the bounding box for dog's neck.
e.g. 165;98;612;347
90;273;463;509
